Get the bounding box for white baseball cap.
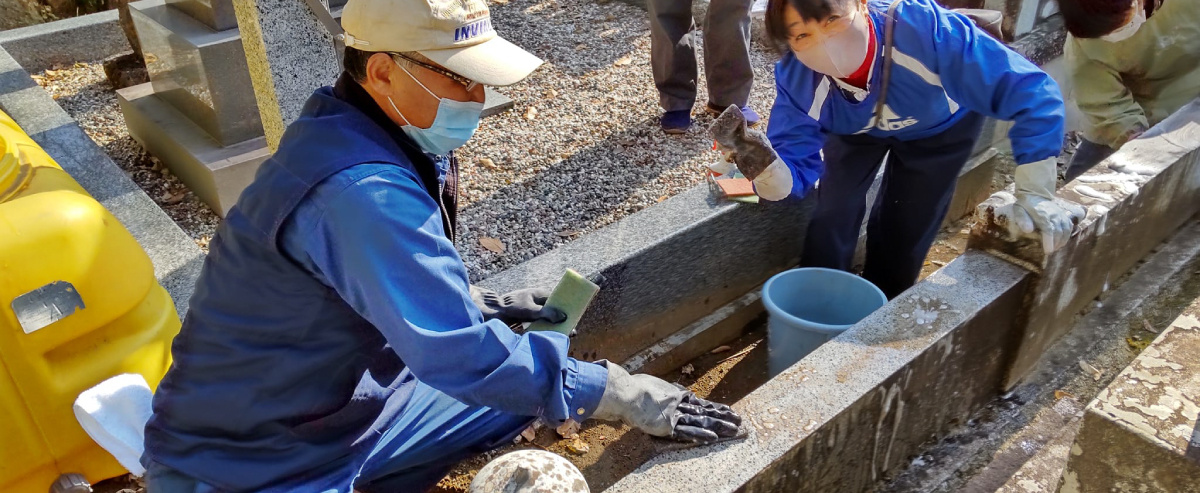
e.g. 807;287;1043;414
340;0;544;87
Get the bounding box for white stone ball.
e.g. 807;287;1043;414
469;450;589;493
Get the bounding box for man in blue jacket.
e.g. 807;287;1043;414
140;0;741;491
719;0;1083;299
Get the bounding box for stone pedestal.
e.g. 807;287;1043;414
132;0;262;146
119;0;280;215
117;82;269;216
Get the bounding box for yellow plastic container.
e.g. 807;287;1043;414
0;110;180;492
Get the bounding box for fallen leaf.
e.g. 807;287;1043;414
710;345;732;354
557;230;577;238
932;260;947;266
657;195;669;202
547;88;559;98
681;364;695;376
1054;390;1075;400
1142;319;1160;334
477;157;498;170
479;237;506;253
524;107;538;120
566;437;590;455
556;419;581;439
1079;360;1103;381
1126;337;1151;351
165;191;187;204
614;56;632;66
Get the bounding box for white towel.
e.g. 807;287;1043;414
73;374;153;477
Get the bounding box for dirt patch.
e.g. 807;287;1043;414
432;327;770;492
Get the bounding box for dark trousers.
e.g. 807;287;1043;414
1064;138;1117;182
647;0;754;112
801;112;985;299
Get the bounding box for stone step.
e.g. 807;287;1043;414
118;82;270;216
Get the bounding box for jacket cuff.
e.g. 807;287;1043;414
563;359;608;423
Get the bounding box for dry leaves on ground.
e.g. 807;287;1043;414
479;237;506;253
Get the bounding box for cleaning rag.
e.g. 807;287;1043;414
73;373;153;476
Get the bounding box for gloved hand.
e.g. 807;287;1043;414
1009;157;1086;253
709;105;778;180
708;105;794;201
591;361;742;444
470;285;566;326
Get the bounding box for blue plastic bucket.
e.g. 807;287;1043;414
763;268;887;376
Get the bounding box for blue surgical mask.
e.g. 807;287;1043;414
388;62;483;156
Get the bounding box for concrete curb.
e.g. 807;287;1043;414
0;10;129;73
972;99;1200;389
886;218;1200;492
0;46;204;316
480;183;816;364
607;101;1200;493
609;251;1033;492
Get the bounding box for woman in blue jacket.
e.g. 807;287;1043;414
726;0;1082;298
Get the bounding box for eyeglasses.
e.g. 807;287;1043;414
391;53;479;90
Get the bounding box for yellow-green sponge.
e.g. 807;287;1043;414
527;269;600;336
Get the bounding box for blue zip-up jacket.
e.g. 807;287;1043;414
142;76;607;491
764;0;1065;199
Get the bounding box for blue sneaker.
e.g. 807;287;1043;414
660;109;692;134
706;103;761;127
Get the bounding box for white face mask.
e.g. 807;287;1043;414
791;6;872;78
1101;0;1146;42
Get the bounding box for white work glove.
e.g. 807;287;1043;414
1008;157;1086;253
590;362;742;443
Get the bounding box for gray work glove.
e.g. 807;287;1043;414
1010;157;1086;254
470;286;566;326
591;361;742;444
709;104;779;180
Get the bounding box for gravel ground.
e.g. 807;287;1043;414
32;63;221;252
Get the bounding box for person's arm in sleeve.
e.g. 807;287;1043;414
761;67;826;201
1065;40;1147;149
298;167;606;426
908;0;1065;165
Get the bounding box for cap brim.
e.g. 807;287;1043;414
419;36;544;87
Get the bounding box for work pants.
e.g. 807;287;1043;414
144;381;532;493
801;112;986;299
648;0;755;112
